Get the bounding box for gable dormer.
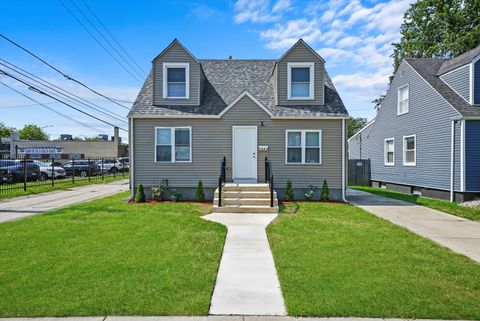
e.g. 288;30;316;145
152;39;203;106
274;39;325;106
437;46;480;105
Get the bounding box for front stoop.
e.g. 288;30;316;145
213;183;279;213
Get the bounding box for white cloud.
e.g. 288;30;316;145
336;36;362;48
260;18;321;50
234;0;278;23
272;0;291;13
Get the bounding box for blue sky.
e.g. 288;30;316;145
0;0;412;142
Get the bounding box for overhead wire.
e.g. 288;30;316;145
0;33;133;110
1;81;104;133
0;69;128;132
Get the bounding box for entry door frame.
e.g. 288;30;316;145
232;125;258;181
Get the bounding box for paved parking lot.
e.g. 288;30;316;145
0;179;129;223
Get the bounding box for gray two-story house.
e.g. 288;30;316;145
128;39;348;211
349;45;480;202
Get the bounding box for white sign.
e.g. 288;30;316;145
258;145;269;151
17;146;64;154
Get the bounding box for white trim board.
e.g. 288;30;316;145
218;91;274;118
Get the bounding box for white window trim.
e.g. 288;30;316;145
397;83;409;115
285;129;322;165
287;62;314;100
403;134;416;166
162;62;190;99
154;126;192;163
384;138;395;166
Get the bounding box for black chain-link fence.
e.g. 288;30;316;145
0;155;129;196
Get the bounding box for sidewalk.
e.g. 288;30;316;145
347;188;480;264
0;179;129;223
203;213;287;316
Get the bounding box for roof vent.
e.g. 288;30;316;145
227;55;232;60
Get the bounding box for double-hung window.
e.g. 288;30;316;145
286;130;321;164
397;84;409;115
163;63;189;99
384;138;394;166
403;135;416;166
287;62;314;100
155;127;191;163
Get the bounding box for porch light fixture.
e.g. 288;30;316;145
258;121;265;127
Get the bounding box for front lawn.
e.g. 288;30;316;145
0;192;226;317
351;186;480;221
268;202;480;319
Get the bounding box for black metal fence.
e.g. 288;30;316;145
348;159;371;186
0;155;129;196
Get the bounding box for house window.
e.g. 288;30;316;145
384;138;394;166
155;127;191;162
286;130;321;164
403;135;416;166
163;63;189;99
287;62;314;100
397;84;409;115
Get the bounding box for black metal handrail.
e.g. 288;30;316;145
265;157;274;207
218;156;226;207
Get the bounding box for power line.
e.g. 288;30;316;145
1;81;103;133
79;0;147;76
69;0;146;79
0;69;127;132
0;59;127;124
0;33;132;110
57;0;143;83
0;101;66;109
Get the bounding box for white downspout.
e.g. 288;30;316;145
460;120;465;192
450;120;455;202
342;118;347;202
129;117;134;200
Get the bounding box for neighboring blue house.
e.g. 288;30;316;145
348;45;480;202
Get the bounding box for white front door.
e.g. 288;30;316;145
233;126;257;181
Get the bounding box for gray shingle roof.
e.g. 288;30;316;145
436;45;480;75
406;58;480;118
128;59;348;118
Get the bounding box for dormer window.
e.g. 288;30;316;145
287;62;314;100
163;63;190;99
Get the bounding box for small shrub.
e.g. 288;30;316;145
151;185;162;201
321;179;330;201
304;184;318;201
170;189;182;202
195;180;205;202
135;183;146;203
285;179;294;201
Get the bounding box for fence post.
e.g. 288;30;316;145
101;158;104;180
88;158;91;182
72;158;75;184
23;156;27;191
51;158;55;187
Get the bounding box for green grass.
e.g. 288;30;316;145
0;175;126;200
351;186;480;221
0;192;226;317
268;202;480;319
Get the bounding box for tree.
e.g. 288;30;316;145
347;117;368;139
195;180;205;202
19;124;49;140
392;0;480;71
372;95;385;112
0;122;15;138
284;179;294;201
135;184;146;203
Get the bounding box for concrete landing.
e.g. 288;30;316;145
203;213;286;316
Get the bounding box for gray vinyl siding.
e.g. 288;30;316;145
152;41;200;106
133;95;342;191
277;42;325;105
348;122;374;159
356;60;462;191
475;59;480;104
440;64;470;102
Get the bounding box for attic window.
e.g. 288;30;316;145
287;62;314;100
163;63;189;99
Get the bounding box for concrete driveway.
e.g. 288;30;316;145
348;188;480;264
0;179;129;223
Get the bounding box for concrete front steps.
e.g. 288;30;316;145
213;183;279;213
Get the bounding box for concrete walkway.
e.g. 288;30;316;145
0;317;474;321
347;188;480;264
203;213;287;316
0;179;129;223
